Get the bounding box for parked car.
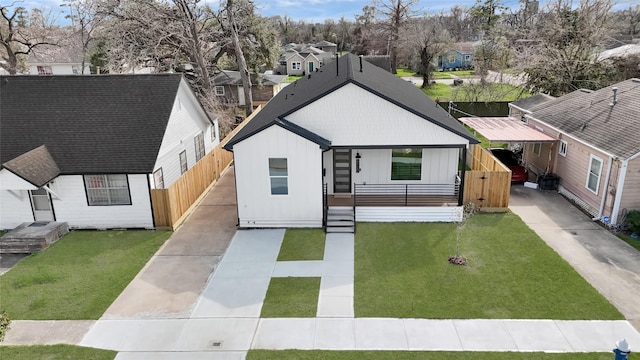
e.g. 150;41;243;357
490;148;528;183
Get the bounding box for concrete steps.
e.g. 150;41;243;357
326;207;355;233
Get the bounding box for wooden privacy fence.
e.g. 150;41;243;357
463;145;511;209
151;106;262;229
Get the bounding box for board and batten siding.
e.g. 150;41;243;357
619;156;640;215
286;84;469;147
152;80;219;189
49;174;153;229
233;125;323;228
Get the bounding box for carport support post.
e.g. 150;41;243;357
459;146;467;206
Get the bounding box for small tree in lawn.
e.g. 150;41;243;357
449;202;478;265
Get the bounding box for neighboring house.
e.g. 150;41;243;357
522;78;640;227
314;40;338;54
26;42;90;75
212;70;287;108
438;42;475;70
284;51;306;75
597;44;640;62
223;54;479;229
508;93;556;120
0;74;219;230
277;45;334;75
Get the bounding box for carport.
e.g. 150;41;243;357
460;117;558;184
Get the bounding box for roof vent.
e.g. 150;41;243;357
610;87;618;106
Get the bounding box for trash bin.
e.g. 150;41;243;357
537;173;560;190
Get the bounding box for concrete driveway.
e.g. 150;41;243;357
510;185;640;331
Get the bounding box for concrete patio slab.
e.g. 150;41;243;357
252;318;316;350
453;319;517;351
272;260;323;277
319;276;354;297
317;296;354;318
403;319;463;351
191;277;270;318
354;318;408;350
2;320;95;345
314;318;356;350
115;352;247;360
322;260;353;277
503;320;572;351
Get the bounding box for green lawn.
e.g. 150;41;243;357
0;230;170;320
278;229;325;261
247;351;629;360
355;214;622;319
0;345;117;359
617;233;640;251
395;68;416;77
284;75;304;83
421;83;531;102
260;277;320;317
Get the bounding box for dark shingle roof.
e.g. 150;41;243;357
224;54;477;149
528;78;640;159
510;93;556;112
1;74;184;175
3;145;60;186
363;55;391;73
213;71;286;86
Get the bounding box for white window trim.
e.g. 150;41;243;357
84;174;131;206
291;61;301;70
558;139;568;157
533;143;541;157
210;124;217;142
194;132;205;162
586;154;603;195
179;150;188;175
153;168;164;189
215;86;225;96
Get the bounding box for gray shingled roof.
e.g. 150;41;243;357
1;74;185;177
3;145;61;187
528;78;640;159
212;71;286;86
510;93;556;112
224;54;478;150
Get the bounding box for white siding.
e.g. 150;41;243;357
151;79;219;189
357;206;463;222
0;189;34;229
286;84;469;146
28;64;90;75
0;169;37;190
234;125;323;228
50;175;153;229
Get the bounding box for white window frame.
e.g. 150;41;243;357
210;124;217;142
153;168;164;189
558;139;568;157
84;174;131;206
179;150;188;175
37;66;53;75
533;143;541;157
586;154;603;194
291;61;301;70
194;132;205;162
269;158;288;195
72;65;80;74
215;86;225;96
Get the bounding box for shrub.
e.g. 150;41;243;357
627;210;640;234
0;311;10;342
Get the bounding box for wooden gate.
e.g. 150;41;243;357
463;146;511;209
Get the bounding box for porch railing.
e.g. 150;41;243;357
322;183;328;231
353;182;460;207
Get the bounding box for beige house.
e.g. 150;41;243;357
521;79;640;227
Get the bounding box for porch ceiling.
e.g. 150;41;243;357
460;117;556;143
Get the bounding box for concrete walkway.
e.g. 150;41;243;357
510;185;640;332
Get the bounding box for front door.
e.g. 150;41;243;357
308;61;315;73
29;188;54;222
333;149;351;193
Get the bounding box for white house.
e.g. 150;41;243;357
0;74;219;230
223;54;479;232
26;43;90;75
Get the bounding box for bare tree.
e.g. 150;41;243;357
61;0;107;74
0;3;58;74
224;0;253;115
404;16;451;88
373;0;418;73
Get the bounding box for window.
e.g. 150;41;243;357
37;66;53;75
179;150;188;174
391;148;422;181
464;54;472;61
153;168;164;189
448;54;456;63
559;140;568;157
215;86;225;96
84;174;131;206
194;132;205;162
586;155;603;194
210;124;217;142
291;62;301;70
269;158;288;195
72;65;80;74
533;143;541;156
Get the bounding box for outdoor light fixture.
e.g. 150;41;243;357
356;152;361;173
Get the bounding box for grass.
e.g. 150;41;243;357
284;75;304;82
278;229;325;261
0;345;117;359
0;230;170;320
247;351;632;360
617;233;640;251
260;277;320;317
421;83;531;102
395;68;416;77
355;214;623;319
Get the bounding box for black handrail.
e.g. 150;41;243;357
322;183;328;232
353;183;460;207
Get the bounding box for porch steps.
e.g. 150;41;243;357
0;222;69;254
326;207;355;233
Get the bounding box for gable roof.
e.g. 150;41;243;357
451;42;476;54
224;53;478;150
510;93;556;113
1;74;188;176
527;78;640;159
315;40;337;47
2;145;61;187
213;71;286;86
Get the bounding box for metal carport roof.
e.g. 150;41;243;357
459;117;557;143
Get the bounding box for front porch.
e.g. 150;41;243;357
328;183;460;207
